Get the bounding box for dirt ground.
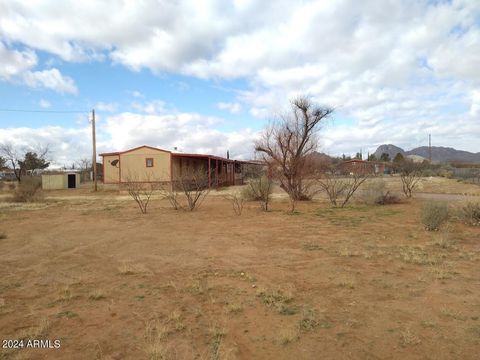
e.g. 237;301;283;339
0;179;479;359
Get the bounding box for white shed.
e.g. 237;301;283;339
42;173;80;190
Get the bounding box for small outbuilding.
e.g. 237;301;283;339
41;172;80;190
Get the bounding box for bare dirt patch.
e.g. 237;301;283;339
0;188;479;359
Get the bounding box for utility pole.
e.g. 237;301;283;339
428;134;432;163
91;109;97;191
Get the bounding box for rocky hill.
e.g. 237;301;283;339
374;144;480;163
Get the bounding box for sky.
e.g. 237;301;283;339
0;0;479;167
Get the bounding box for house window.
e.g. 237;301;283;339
146;158;154;167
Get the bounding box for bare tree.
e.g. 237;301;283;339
168;168;210;211
124;173;159;214
317;171;369;208
255;96;333;212
224;192;245;216
396;160;424;198
76;158;92;182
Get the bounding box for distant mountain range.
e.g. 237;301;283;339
374;144;480;164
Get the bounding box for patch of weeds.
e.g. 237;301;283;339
208;323;226;360
338;247;359;257
440;307;468;321
299;308;318;332
421;320;437;328
277;327;299;345
0;232;7;240
430;227;456;249
428;264;456;280
144;319;169;360
118;262;137;275
303;242;322;251
225;301;243;314
17;318;50;340
257;287;295;314
400;328;421;346
135;295;145;301
184;278;209;295
55;285;73;303
397;246;439;265
57;310;78;319
167;310;185;332
278;304;299;315
286;210;301;216
337;276;355;289
88;289;105;301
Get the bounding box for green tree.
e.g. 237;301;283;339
19;152;50;175
393;152;405;163
0;144;50;182
380;153;390;162
355;152;362;160
0;156;6;169
368;154;377;161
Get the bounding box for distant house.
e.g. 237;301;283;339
100;145;262;188
338;159;391;175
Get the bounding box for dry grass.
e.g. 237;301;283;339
17;317;50;340
167;309;186;332
88;289;106;301
55;284;73;303
400;328;421;346
277;327;300;345
396;246;440;265
144;318;169;360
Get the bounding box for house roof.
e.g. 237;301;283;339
99;145;171;156
100;145;263;165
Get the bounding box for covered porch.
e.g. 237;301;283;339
171;153;242;188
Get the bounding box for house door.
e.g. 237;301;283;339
68;174;76;188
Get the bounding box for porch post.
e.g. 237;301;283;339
208;157;211;189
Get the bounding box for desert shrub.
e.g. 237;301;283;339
380;192;402;205
317;173;369;208
458;202;480;226
421;201;449;231
12;177;42;202
224;193;245;215
241;175;273;211
360;179;386;205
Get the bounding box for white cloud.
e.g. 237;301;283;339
95;102;117;112
99;111;256;159
0;42;37;79
130;100;166;114
39;99;51;108
1;1;479;153
0;126;91;167
22;68;78;94
128;90;144;98
217;102;241;114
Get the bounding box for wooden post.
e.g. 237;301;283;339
92;109;97;192
208;157;211;189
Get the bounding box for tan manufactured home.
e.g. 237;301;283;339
100;145;259;188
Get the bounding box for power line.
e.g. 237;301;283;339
0;108;88;114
